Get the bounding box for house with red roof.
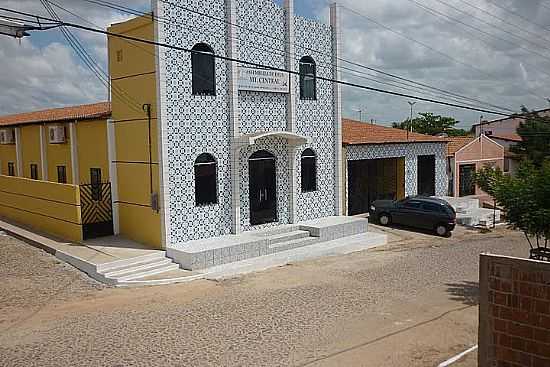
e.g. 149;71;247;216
342;119;449;215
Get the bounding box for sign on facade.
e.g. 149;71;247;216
238;67;289;93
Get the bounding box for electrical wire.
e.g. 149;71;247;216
485;0;550;33
453;0;550;45
338;5;547;104
39;0;144;114
432;0;550;53
0;6;516;116
73;0;516;113
404;0;550;75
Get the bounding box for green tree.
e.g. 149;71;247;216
476;161;550;259
510;107;550;166
392;112;470;136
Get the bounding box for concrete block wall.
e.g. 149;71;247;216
479;254;550;367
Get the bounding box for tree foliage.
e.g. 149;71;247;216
510;107;550;166
392;112;470;136
476;161;550;252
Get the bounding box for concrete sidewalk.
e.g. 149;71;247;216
0;218;387;287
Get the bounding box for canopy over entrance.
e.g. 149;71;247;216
233;131;309;149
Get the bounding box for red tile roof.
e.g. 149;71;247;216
342;119;448;145
447;136;475;157
0;102;111;127
490;133;522;143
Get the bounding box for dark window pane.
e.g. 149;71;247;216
192;43;216;96
8;162;15;176
195;153;218;206
299;56;316;100
421;202;442;212
301;149;317;192
403;201;422;209
30;164;38;180
57;166;67;184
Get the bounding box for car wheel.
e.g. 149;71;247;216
379;213;391;226
435;224;448;237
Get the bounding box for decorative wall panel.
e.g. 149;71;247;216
346;143;449;197
156;0;338;246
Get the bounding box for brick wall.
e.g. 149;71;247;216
479;254;550;367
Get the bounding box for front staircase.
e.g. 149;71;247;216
167;216;371;271
95;252;180;286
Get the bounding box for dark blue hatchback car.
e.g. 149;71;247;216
370;196;457;236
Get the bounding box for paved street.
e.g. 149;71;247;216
0;226;527;367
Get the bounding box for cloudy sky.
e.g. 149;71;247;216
1;0;550;127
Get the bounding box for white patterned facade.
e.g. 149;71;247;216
345;143;449;198
154;0;342;246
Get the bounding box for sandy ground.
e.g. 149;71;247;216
0;226;528;366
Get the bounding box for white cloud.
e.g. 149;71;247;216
1;0;550;126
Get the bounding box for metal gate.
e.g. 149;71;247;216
80;183;114;240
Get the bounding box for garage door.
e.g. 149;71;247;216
347;158;405;216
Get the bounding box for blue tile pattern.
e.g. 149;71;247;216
157;0;338;246
346;143;449;197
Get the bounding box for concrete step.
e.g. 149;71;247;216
252;225;300;237
96;251;166;273
113;263;181;282
103;258;174;278
267;230;310;246
269;236;319;251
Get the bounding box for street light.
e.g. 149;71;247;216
0;18;37;38
354;107;366;122
408;101;417;133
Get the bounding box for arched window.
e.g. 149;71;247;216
299;56;316;100
301;148;317;192
192;43;216;96
194;153;218;206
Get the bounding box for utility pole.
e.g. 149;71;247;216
408;101;416;133
354;107;365;122
479;115;484;137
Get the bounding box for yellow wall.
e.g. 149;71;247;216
77;119;110;184
45;123;73;183
108;15;162;249
0;143;16;175
0;175;82;241
20;125;42;179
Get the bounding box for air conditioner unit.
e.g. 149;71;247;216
0;129;15;145
49;126;66;144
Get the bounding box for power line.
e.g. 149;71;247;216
39;0;144;114
484;0;550;33
48;0;504;112
405;0;550;70
431;0;550;54
0;7;514;117
73;0;515;113
453;0;550;45
339;5;547;104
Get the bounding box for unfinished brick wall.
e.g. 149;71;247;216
479;254;550;367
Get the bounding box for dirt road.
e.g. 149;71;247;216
0;227;527;366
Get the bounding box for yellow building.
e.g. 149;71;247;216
0;102;112;242
0;102;111;184
0;16;164;249
107;15;163;249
